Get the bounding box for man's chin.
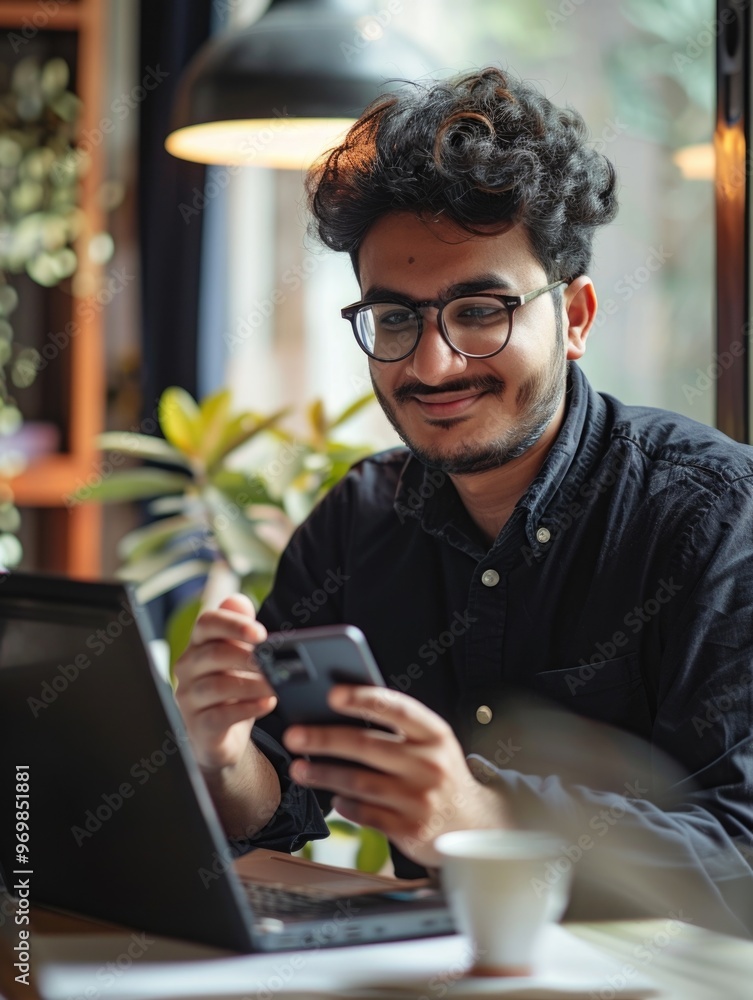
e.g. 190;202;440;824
402;439;526;476
396;412;559;475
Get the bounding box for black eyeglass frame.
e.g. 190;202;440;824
341;280;569;363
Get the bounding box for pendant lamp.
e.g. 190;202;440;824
165;0;438;169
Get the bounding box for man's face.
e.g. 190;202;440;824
358;212;571;476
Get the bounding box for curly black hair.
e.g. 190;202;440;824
306;67;619;283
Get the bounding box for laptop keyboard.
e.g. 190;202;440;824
238;878;346;919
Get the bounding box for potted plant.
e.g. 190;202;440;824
76;382;390;873
76;384;376;663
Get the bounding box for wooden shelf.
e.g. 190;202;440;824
0;0;107;578
0;2;84;31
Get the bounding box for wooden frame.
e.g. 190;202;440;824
0;0;106;576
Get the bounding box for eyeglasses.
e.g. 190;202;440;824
341;280;568;363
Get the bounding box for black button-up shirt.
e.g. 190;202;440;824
251;363;753;932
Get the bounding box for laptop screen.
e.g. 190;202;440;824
0;572;254;951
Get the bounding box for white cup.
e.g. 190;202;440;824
435;829;572;976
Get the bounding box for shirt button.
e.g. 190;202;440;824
476;705;493;725
481;569;500;587
536;526;551;544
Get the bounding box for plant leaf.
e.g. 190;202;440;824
148;495;192;516
96;432;192;469
210;469;278;508
203;486;279;575
134;559;212;604
118;535;206;583
117;513;198;563
356;826;390;873
159;387;201;457
165;597;203;670
307;398;328;449
207;407;289;469
71;468;193;504
239;570;277;611
330;392;374;429
197;388;232;462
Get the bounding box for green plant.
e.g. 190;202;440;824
300;818;390;873
80;383;390;871
0;54;111;565
77;385;375;662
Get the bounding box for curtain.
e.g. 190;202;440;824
137;0;213;416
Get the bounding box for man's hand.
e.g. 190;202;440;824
282;685;511;867
173;594;282;838
174;594;276;772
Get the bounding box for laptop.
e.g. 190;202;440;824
0;571;454;953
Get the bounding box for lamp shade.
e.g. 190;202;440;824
165;0;438;169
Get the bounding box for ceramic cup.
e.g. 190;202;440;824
434;829;572;976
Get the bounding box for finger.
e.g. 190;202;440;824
179;669;275;714
176;639;266;685
288;758;420;814
282;722;400;763
189;601;267;649
195;696;278;735
284;725;445;790
330;796;408;842
327;685;453;743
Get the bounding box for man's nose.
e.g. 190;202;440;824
405;315;468;385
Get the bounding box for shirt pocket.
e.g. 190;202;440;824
532;653;653;738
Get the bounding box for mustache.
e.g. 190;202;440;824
392;375;504;404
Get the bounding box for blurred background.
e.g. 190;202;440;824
0;0;717;587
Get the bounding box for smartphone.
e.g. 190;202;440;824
254;624;386;731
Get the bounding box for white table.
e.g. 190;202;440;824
2;899;753;1000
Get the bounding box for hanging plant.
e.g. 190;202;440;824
0;54;102;565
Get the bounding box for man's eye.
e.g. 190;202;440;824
454;303;506;326
376;308;415;329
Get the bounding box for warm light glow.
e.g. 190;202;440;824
673;142;714;180
165;118;355;169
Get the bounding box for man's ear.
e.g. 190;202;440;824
563;277;597;361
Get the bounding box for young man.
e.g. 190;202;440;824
174;68;753;933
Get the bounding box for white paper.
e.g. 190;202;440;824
36;924;658;1000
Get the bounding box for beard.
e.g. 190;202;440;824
371;325;567;476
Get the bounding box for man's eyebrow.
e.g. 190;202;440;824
441;276;515;297
361;274;515;301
